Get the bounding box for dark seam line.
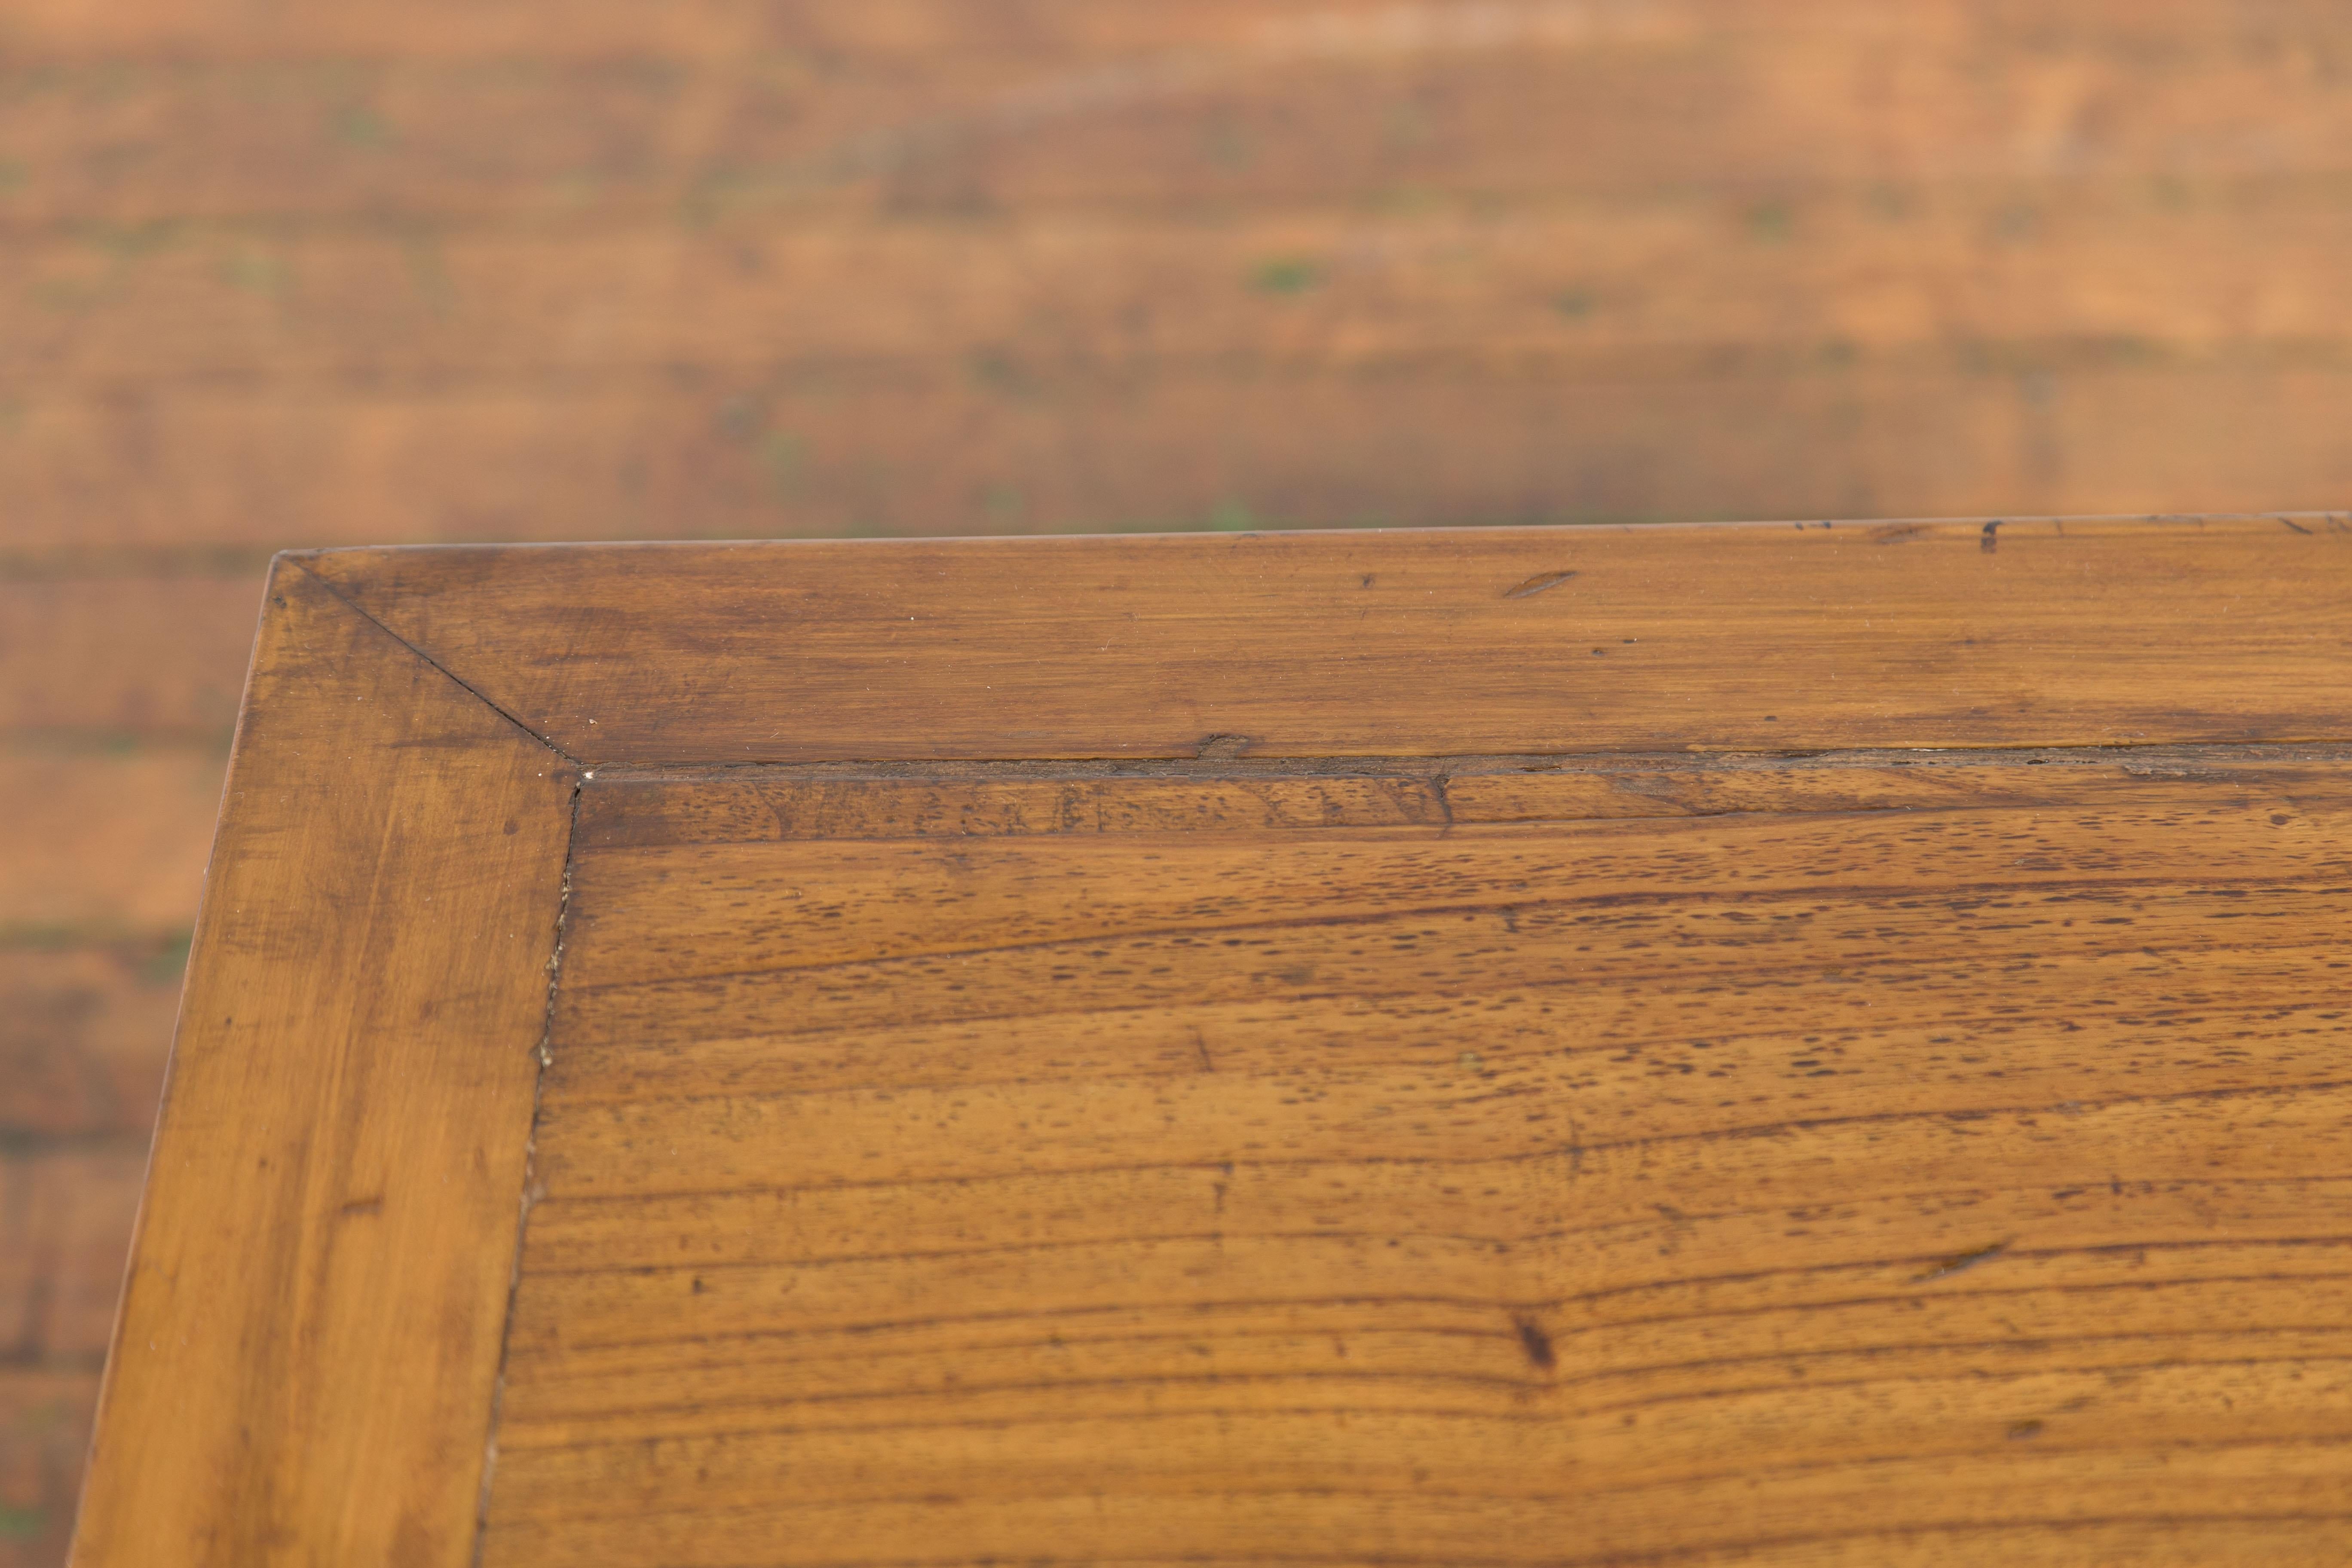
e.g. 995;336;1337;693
469;777;582;1568
291;558;583;767
590;737;2352;779
572;782;2337;847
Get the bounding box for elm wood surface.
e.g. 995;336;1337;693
309;514;2352;764
70;565;575;1567
27;6;2352;1560
74;523;2352;1567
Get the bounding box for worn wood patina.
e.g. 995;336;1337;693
74;518;2352;1566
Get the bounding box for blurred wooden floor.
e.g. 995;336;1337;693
4;2;2352;1560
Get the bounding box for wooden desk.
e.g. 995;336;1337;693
73;519;2352;1565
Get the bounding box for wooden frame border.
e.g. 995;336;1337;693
303;513;2352;763
70;515;2352;1565
73;562;576;1568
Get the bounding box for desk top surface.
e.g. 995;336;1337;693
73;518;2352;1567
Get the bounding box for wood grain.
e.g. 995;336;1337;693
481;743;2352;1566
307;516;2352;764
0;579;259;741
0;950;181;1139
28;0;2352;1554
18;67;2352;227
0;0;2248;63
0;746;226;932
0;1152;148;1363
13;2;2352;552
0;1369;99;1568
64;524;2352;1564
68;562;576;1568
16;364;2352;551
21;197;2352;384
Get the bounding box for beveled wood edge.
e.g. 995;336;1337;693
70;559;580;1568
293;513;2352;766
292;554;589;766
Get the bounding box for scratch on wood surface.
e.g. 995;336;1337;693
1912;1237;2013;1284
475;776;581;1568
1503;570;1577;599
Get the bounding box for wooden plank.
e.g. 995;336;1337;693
546;940;2351;1109
0;949;180;1140
0;1369;100;1568
303;518;2352;764
0;0;1408;61
6;0;2343;70
484;750;2352;1565
7;32;2352;224
11;18;2352;550
557;770;2352;988
15;193;2352;385
68;562;576;1568
558;872;2352;1053
0;1149;147;1363
8;1;2352;560
0;745;225;932
12;362;2352;550
0;579;260;741
0;1161;34;1357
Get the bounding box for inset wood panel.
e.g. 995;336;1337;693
487;753;2352;1566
